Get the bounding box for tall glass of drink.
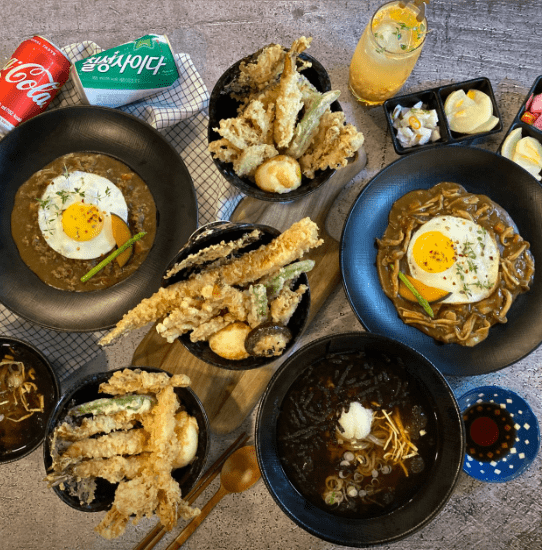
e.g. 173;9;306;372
349;1;428;106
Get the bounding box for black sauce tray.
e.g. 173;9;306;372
384;77;503;155
497;74;542;157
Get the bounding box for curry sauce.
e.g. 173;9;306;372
11;152;157;292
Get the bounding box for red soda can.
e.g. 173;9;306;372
0;36;71;136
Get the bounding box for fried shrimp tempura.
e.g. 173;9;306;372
164;229;263;280
273;41;307;148
98;368;190;395
99;218;322;346
46;369;201;540
62;429;148;460
54;412;138;441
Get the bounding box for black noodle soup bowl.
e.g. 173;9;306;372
43;366;210;513
0;336;60;464
256;332;465;547
208;51;342;202
162;222;311;371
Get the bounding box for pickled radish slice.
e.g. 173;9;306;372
500;127;522;159
445;88;496;135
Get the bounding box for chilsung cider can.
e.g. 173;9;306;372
72;34;180;108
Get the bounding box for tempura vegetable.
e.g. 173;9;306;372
209;37;365;187
99;218;322;353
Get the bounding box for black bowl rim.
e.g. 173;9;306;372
163;222;311;371
43;366;210;512
0;335;60;464
256;332;465;547
208;51;340;202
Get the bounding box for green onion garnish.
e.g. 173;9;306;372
398;271;434;318
80;231;146;283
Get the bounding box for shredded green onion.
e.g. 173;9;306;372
397;271;434;318
80;231;146;283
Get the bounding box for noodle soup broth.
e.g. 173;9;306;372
277;349;438;518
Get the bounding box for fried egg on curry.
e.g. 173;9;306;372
406;215;500;304
37;171;128;260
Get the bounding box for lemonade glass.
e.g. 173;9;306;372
349;1;428;105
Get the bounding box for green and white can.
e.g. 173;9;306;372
72;34;179;108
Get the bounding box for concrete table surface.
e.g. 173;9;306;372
0;1;541;549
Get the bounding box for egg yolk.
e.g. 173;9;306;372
62;202;104;242
412;231;456;273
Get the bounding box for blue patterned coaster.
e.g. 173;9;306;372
458;386;540;483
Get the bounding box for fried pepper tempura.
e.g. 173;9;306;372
46;369;200;540
209;36;364;184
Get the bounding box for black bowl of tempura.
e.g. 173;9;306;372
256;332;465;547
161;220;313;370
208;37;364;202
43;367;210;536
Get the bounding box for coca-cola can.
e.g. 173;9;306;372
0;36;71;136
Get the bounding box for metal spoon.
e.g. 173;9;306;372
165;446;261;549
399;0;430;21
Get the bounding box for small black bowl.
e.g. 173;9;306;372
163;222;311;371
0;336;60;464
43;366;210;512
384;77;502;155
208;51;341;202
256;332;465;547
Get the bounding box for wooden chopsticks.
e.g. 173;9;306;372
133;431;250;550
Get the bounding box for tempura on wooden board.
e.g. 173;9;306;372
99;217;323;360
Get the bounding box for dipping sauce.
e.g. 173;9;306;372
11;152;157;292
463;402;516;462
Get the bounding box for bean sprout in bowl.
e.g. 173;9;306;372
256;332;464;547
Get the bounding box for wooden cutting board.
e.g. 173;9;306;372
132;150;367;434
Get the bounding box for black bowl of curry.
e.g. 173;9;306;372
0;105;197;331
341;146;542;376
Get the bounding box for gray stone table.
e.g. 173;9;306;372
0;1;540;549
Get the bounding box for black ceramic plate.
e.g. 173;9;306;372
163;223;310;370
43;366;210;512
0;105;198;332
256;333;464;547
0;336;60;464
208;52;341;202
340;146;542;376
